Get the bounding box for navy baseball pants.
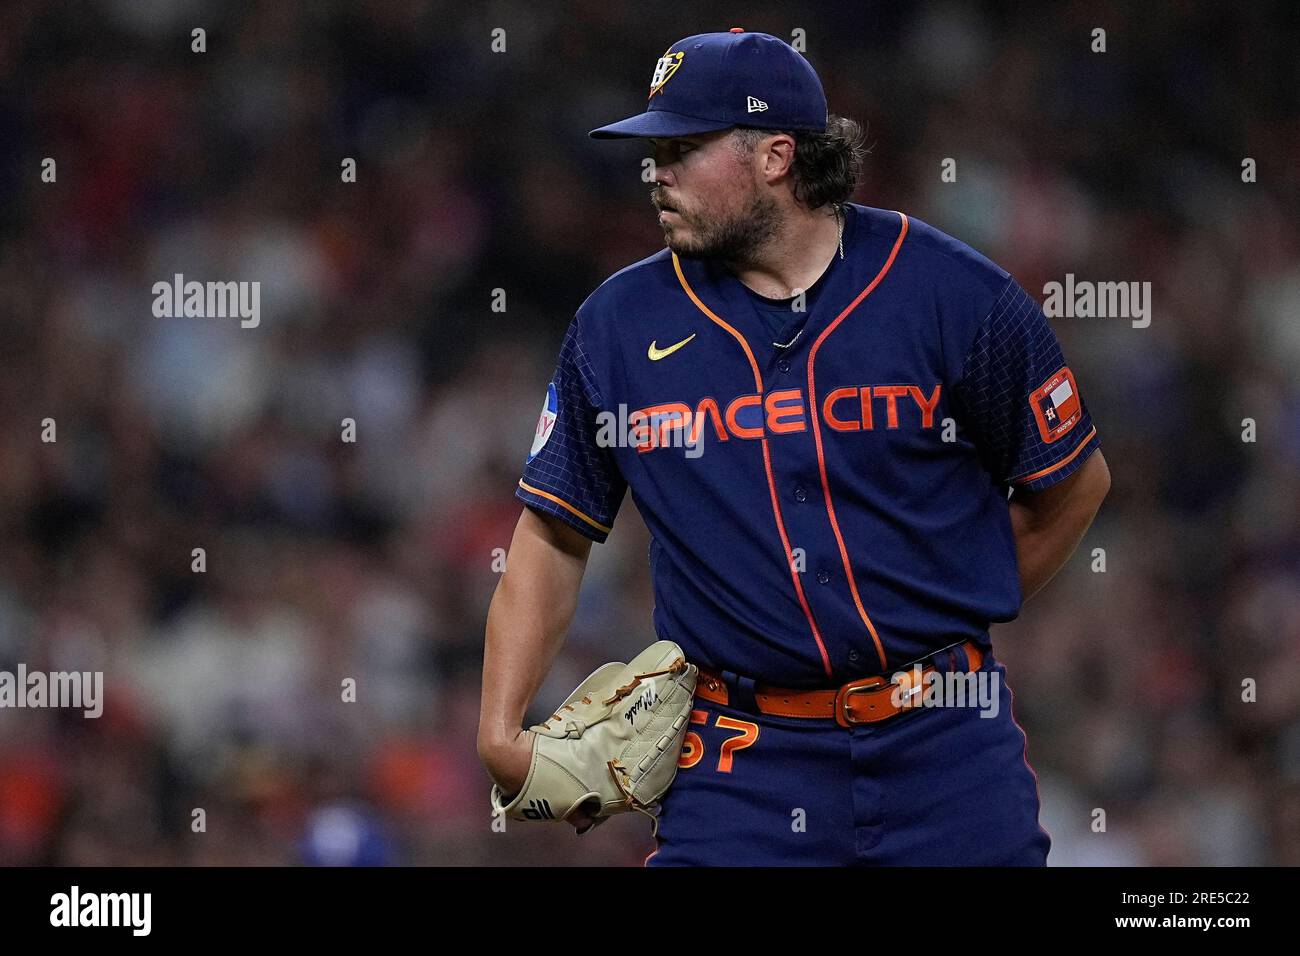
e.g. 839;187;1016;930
646;650;1050;866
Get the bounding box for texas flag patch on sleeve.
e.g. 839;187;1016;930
1029;367;1082;443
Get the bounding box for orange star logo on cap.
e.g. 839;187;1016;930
648;49;684;98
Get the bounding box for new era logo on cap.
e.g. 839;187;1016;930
746;96;768;113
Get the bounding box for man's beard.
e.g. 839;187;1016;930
656;190;782;264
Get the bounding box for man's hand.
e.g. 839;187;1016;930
480;728;599;832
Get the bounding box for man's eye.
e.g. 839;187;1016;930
650;141;694;162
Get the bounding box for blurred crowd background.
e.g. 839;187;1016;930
0;0;1296;866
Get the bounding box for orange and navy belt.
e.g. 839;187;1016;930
695;640;985;728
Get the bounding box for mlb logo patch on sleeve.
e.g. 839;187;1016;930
528;382;559;462
1029;367;1082;443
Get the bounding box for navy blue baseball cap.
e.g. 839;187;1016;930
589;28;827;140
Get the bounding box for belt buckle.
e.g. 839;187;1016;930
835;675;890;728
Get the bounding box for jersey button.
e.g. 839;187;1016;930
793;486;807;502
816;569;830;584
848;649;861;663
777;359;791;373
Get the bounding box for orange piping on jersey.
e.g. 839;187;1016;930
805;211;909;673
672;253;835;679
1011;426;1098;484
518;479;612;534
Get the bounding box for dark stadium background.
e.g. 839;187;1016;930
0;0;1296;865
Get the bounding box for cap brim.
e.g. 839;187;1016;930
588;109;735;140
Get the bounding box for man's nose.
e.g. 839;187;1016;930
651;159;674;187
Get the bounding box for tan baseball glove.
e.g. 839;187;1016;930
490;640;698;834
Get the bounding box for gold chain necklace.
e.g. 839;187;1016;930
771;205;845;349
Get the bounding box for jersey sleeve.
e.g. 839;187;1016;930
516;315;627;542
952;277;1100;492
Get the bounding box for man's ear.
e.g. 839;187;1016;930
762;135;797;183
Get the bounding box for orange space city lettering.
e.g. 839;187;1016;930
627;383;943;451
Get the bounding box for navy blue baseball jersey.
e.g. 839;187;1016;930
518;203;1100;686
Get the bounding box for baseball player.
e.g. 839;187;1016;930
478;28;1110;865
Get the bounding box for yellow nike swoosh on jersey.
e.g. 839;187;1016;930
647;333;696;361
